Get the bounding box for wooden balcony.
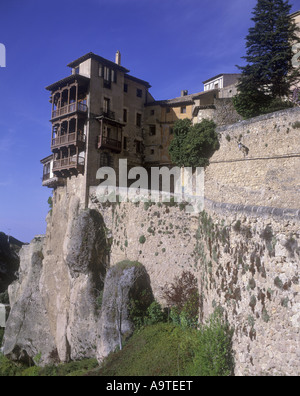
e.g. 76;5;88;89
53;156;85;174
98;135;122;153
51;132;85;150
51;102;87;120
99;108;115;120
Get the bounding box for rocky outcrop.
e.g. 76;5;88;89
3;204;110;366
97;262;153;362
3;236;57;365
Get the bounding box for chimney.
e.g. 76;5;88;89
181;90;188;97
115;50;121;66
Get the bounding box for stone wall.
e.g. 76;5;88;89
206;107;300;210
4;108;300;375
89;196;300;376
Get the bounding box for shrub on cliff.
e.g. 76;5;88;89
162;271;200;328
168;119;219;168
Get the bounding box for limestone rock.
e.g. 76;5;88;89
97;262;153;363
3;236;57;366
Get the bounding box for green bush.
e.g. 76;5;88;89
187;310;234;376
139;235;146;244
144;301;167;326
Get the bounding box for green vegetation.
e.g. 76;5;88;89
0;267;234;377
47;195;53;215
0;354;98;377
168;119;219;168
139;235;146;244
0;308;234;377
233;0;300;119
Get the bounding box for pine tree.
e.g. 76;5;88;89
234;0;300;118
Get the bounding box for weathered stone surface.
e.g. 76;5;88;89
3;198;109;365
97;262;153;363
3;236;57;366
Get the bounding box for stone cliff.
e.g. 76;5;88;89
2;108;300;375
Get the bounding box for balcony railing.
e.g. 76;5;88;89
51;132;85;149
98;135;122;152
53;156;85;172
52;102;87;119
99;108;115;120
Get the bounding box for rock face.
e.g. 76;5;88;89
3;236;57;365
3;204;110;366
97;262;153;362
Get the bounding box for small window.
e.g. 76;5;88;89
123;137;128;151
136;113;142;127
124;84;128;93
181;107;187;114
149;125;156;136
136;141;142;154
111;69;117;83
137;89;143;98
99;64;103;77
166;107;171;114
150;109;155;116
75;67;80;75
123;109;128;123
169;127;174;135
150;149;155;155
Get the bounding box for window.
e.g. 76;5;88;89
123;137;128;151
150;149;155;155
169;127;174;135
137;89;143;98
100;152;111;167
136;141;142;154
181;107;187;114
124;83;128;93
149;125;156;136
75;67;80;75
123;109;128;123
104;66;110;81
111;69;117;83
104;98;110;114
166;107;171;113
150;109;155;116
136;113;142;127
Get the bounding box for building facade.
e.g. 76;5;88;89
41;9;300;203
41;51;242;203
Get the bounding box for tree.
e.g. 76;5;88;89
234;0;300;118
169;119;219;168
162;271;200;327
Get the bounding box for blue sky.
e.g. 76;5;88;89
0;0;299;243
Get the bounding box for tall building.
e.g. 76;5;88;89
41;52;153;206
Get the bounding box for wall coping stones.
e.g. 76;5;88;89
205;198;300;221
216;107;300;134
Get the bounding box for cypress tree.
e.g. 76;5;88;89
234;0;300;118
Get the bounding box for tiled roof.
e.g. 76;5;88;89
125;74;151;89
67;52;130;73
46;74;90;91
147;89;219;107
